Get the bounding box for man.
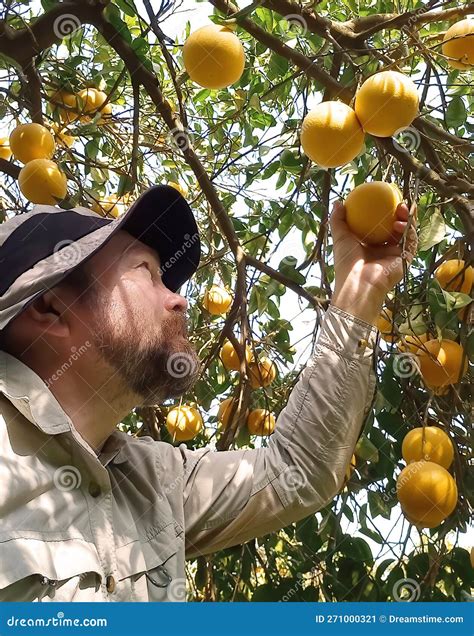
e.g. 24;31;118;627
0;184;417;601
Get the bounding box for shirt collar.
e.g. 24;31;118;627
0;351;129;466
0;351;72;434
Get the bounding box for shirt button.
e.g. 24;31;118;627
88;481;102;498
106;575;116;593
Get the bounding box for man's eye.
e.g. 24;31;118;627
138;262;153;277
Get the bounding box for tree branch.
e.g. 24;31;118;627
210;0;354;102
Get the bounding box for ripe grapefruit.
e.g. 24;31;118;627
354;70;419;137
92;194;126;218
166;404;203;441
218;396;249;429
247;409;276;436
376;308;398;342
402;426;454;469
183;24;245;89
220;340;253;371
417;339;467;388
396;460;458;528
0;136;12;160
9;123;55;164
434;259;474;295
168;181;189;197
442;19;474;70
300;101;365;168
248;356;276;389
51;91;80;123
18;159;67;205
344;181;403;244
203;285;232;315
397;332;428;354
345;454;357;482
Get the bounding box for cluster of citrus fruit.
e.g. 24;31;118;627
301;69;419;169
6;123;68;205
376;259;472;393
397;425;458;528
165;283;278;442
50;87;113;125
165;398;276;442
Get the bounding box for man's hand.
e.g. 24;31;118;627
329;199;418;326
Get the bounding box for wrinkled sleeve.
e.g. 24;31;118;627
182;305;378;560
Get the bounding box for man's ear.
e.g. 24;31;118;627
23;290;71;339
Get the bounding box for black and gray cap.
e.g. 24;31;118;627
0;185;201;331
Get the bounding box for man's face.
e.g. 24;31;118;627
71;230;200;405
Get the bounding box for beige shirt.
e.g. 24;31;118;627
0;305;378;602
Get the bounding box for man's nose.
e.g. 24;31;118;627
164;289;188;313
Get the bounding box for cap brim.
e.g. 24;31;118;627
115;184;201;292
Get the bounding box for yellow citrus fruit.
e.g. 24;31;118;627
9;123;55;165
345;181;403;244
220;339;253;371
354;70;419;137
442;19;474;70
77;88;103;115
397;332;428;354
202;285;232;315
50;91;80;123
166;404;203;441
18;159;67;205
92;194;126;218
50;124;75;149
183;24;245;89
248;356;276;389
300;101;365;169
345;454;357;482
376;308;398;343
168;181;189;197
98;100;113;124
247;409;276;436
434;259;474;295
218;396;249;429
396;460;458;528
417;339;468;388
402;426;454;469
0;136;12;160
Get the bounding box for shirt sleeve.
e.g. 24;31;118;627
181;304;378;560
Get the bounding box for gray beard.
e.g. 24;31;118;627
89;302;200;405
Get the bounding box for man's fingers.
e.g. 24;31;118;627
395;202;410;222
329;200;350;241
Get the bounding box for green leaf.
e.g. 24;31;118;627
368;490;391;520
359;527;384;544
418;208;446;251
445;96;467;129
355;434;379;463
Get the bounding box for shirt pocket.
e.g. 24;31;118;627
0;537;104;602
115;521;184;602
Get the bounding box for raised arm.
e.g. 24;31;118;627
181;198;418;559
